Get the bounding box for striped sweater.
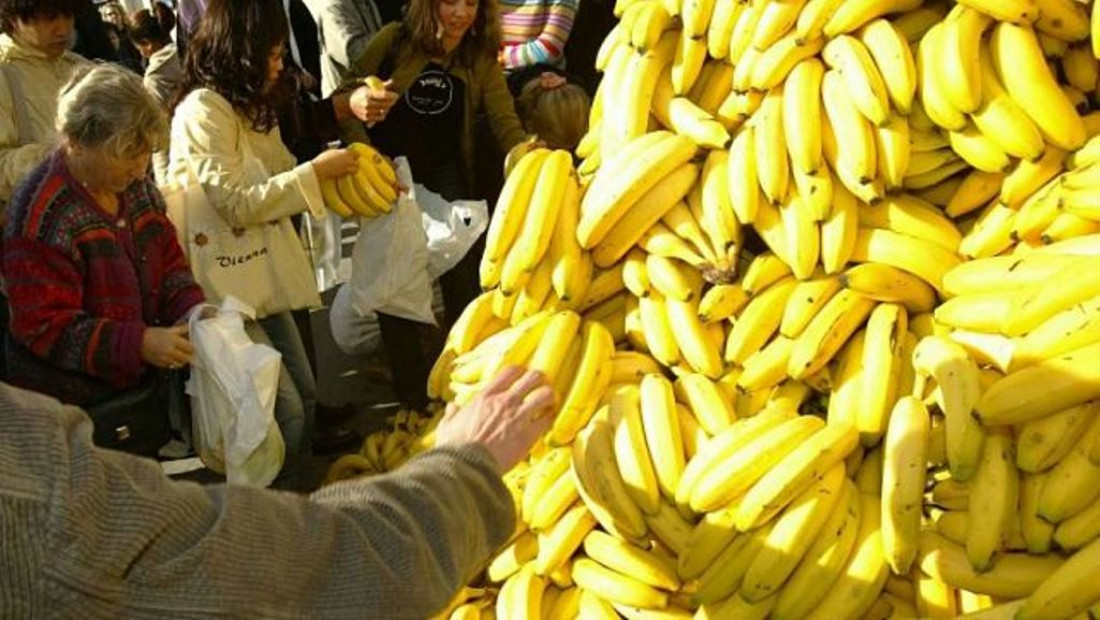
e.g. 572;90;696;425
2;151;204;406
499;0;579;70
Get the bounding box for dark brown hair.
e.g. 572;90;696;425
402;0;500;65
0;0;80;34
128;5;173;47
177;0;289;133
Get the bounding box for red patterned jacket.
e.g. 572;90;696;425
2;151;204;405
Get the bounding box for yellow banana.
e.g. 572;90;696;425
571;417;649;544
820;182;860;274
859;194;961;254
840;262;936;314
822;34;891;126
580;132;697;249
881;396;930;575
725;276;798;364
858;303;907;444
671;31;708;95
850;227;963;294
860;18;917;114
918;531;1064;599
939;5;993;113
753;85;790;206
771;479;862;620
737;422;860;531
319;179;354;217
1036;414;1100;523
750;32;824;92
699;150;738;255
612;385;661;516
875;115;911;190
482;148;550;286
946;170;1005;218
805;493;889;620
592;162;700;269
727;125;760;225
572;558;668;610
913;335;986;481
917;24;968;131
991;21;1086;150
640;373;688;502
779;274;843;341
821;69;877;193
583;530;680;591
673;373;735;435
787;289;877;380
534;503;597;576
966;428;1019;572
548;321;614;445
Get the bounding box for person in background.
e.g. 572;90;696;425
99;1;144;73
497;0;577;85
514;69;588;151
2;65;203;437
170;0;360;489
336;0;528;409
0;0;90;207
129;6;179;107
72;0;119;63
0;365;554;617
309;0;384;98
98;0;125;29
129;5;180;185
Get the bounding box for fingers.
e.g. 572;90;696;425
480;365;524;396
506;369;547;402
516;385;555;420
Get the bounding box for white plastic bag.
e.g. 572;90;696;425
187;297;285;487
349;157;434;324
415;184;489;278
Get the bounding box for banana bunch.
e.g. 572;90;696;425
320;406;441;485
410;0;1100;617
319;142;399;218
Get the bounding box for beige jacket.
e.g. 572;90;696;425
0;35;89;204
0;383;515;618
169;89;327;311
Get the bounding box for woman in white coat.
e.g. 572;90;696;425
169;0;360;489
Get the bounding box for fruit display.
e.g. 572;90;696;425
333;1;1100;617
320;141;400;218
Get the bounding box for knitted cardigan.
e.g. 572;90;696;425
2;151;204;406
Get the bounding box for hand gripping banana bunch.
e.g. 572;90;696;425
410;0;1100;616
319;141;399;218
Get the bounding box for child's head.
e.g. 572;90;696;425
516;72;591;152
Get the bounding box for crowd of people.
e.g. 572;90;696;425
0;0;604;483
0;0;612;614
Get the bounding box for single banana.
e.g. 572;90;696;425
787;289;877;380
917;24;968;131
822;0;923;38
822;34;891;125
548;321;615;445
966;428;1020;572
881;396;930;575
753;85;790;206
912;335;986;481
725;276;798;364
839;262;936;314
611;385;661;515
990;21;1086;150
859;18;917;114
820;182;860;274
805;493;890;620
572;558;668;610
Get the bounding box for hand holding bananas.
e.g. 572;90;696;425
435;366;556;473
316;143;401;218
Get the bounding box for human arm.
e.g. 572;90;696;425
0;371;538;618
499;0;579;70
321;0;382;75
173;90;340;228
0;69;52;204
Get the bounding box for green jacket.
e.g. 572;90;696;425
340;23;527;183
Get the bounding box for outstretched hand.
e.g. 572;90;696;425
435;366;555;472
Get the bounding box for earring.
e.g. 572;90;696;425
436;23;444;39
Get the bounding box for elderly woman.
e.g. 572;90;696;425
1;64;204;455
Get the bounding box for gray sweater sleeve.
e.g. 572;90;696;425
0;384;514;619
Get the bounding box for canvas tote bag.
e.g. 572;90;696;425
164;102;320;318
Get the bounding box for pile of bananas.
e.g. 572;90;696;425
319;142;399;218
321;406;441;485
416;0;1100;618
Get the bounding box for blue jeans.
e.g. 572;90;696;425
245;311;316;490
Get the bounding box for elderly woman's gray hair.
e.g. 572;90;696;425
56;63;168;157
